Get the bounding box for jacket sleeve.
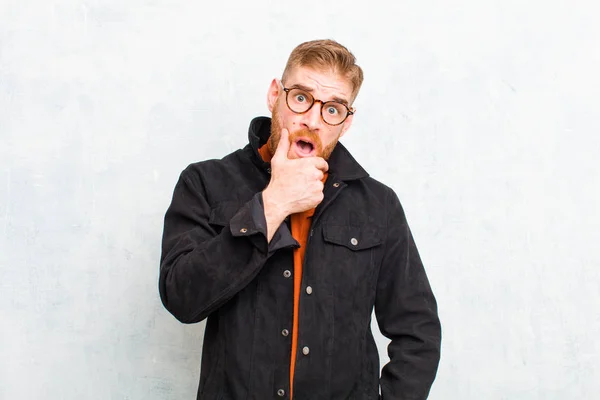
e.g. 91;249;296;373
375;187;442;400
158;167;295;324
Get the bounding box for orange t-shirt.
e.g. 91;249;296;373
258;145;327;398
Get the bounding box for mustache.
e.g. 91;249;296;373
288;128;319;141
288;129;323;153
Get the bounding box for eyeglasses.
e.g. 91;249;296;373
280;82;354;126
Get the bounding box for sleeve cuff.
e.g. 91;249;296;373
229;192;298;254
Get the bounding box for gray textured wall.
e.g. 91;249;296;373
1;1;599;399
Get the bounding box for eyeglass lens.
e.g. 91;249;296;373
286;88;348;125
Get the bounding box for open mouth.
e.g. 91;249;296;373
293;137;317;157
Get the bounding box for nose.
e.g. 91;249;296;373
300;101;323;132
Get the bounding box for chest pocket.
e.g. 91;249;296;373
322;224;384;251
321;224;385;299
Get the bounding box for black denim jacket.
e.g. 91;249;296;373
159;117;441;400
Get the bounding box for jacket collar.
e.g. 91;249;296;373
246;116;369;182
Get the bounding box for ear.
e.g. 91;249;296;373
266;79;281;112
339;109;355;138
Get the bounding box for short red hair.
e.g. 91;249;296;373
282;39;364;103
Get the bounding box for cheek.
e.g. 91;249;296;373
276;103;301;128
323;129;343;145
285;114;298;128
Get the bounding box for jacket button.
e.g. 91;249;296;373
333;182;340;187
277;388;285;397
283;270;291;278
267;168;272;174
302;346;310;355
350;237;358;246
240;228;248;234
305;286;313;295
281;329;289;337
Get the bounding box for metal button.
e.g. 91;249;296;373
302;346;310;355
333;182;340;187
267;168;272;174
281;329;289;337
305;286;313;295
283;270;291;278
350;237;358;246
277;388;285;397
240;228;248;234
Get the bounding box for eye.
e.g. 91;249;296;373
326;106;339;115
295;94;307;103
325;102;347;116
289;88;312;105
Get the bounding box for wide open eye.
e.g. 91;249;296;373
290;89;311;104
287;88;313;113
322;102;348;124
295;93;307;103
325;105;340;115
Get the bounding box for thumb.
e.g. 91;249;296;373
273;128;291;161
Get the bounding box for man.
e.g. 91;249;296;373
159;39;441;400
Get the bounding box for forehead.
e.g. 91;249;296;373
284;66;354;103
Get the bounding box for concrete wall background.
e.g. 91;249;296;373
1;0;599;399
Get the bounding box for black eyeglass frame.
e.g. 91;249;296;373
281;83;354;126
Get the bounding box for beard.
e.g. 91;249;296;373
268;104;340;160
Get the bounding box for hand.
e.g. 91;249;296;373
262;128;328;241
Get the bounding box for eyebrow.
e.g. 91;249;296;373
288;83;350;106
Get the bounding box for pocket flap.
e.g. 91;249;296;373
322;224;384;250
